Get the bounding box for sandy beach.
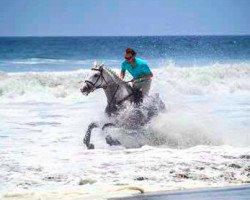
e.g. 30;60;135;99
112;185;250;200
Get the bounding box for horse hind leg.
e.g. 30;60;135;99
83;122;98;149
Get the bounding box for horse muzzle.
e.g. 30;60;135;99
80;84;92;96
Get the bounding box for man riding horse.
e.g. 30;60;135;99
120;48;153;102
80;49;165;149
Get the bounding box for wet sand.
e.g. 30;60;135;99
111;185;250;200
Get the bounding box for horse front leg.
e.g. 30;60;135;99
83;122;98;149
101;123;121;146
102;123;115;131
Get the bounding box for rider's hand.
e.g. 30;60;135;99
131;78;137;84
132;78;142;84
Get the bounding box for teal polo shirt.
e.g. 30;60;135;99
121;58;152;79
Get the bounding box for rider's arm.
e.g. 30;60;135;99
137;72;153;81
120;62;126;80
137;63;153;81
120;70;125;80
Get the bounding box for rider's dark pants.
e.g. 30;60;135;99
133;79;152;98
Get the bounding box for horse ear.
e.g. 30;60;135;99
99;64;104;70
93;61;97;67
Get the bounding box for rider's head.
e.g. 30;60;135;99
124;48;136;63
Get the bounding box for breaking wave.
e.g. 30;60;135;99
0;63;250;101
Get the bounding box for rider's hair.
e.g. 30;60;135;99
125;48;137;56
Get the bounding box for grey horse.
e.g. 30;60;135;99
80;64;165;149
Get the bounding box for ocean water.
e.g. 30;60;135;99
0;36;250;199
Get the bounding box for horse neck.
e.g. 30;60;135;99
102;69;132;104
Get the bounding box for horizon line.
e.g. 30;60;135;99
0;34;250;37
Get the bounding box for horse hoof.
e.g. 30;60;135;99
88;143;95;149
105;135;121;146
89;123;98;129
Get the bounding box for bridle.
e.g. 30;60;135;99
84;66;134;108
84;67;109;91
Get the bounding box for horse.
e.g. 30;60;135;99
80;64;165;149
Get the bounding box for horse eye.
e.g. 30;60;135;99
94;74;99;77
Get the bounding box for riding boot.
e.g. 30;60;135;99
133;89;143;105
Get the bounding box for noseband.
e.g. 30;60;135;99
85;67;108;90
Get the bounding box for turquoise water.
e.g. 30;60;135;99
0;36;249;72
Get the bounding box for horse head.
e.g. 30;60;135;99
80;64;108;96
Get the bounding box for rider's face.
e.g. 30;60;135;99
124;53;135;63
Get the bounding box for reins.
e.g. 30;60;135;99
84;67;133;107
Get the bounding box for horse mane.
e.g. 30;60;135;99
104;67;123;84
94;64;129;88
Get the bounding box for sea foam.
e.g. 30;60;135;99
0;63;250;101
